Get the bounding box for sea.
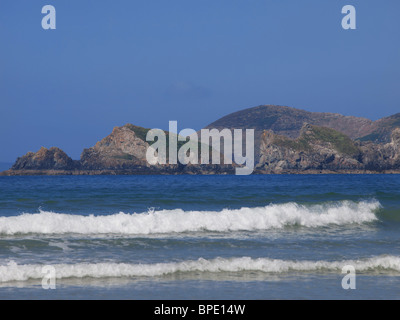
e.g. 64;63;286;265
0;174;399;300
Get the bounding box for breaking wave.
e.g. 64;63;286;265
0;200;380;236
1;255;399;282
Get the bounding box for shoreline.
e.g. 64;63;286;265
1;169;400;176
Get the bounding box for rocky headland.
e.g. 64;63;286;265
2;105;400;175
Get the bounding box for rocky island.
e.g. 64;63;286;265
1;105;400;175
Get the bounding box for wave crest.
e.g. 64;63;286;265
0;200;380;235
1;255;399;282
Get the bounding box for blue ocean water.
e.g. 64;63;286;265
0;174;399;300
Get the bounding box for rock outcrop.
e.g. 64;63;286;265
359;128;400;171
256;125;400;173
79;124;233;174
257;124;363;173
1;124;235;175
10;147;78;171
80;125;151;170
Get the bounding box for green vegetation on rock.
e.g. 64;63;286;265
304;125;360;156
273;125;360;156
273;135;311;152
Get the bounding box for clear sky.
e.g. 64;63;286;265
0;0;399;162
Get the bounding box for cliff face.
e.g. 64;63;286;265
80;125;151;170
360;128;400;171
257;124;363;173
256;125;400;173
79;124;232;173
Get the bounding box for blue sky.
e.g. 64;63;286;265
0;0;399;162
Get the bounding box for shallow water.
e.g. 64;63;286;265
0;175;399;299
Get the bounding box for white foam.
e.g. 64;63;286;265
1;255;399;282
0;200;380;236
